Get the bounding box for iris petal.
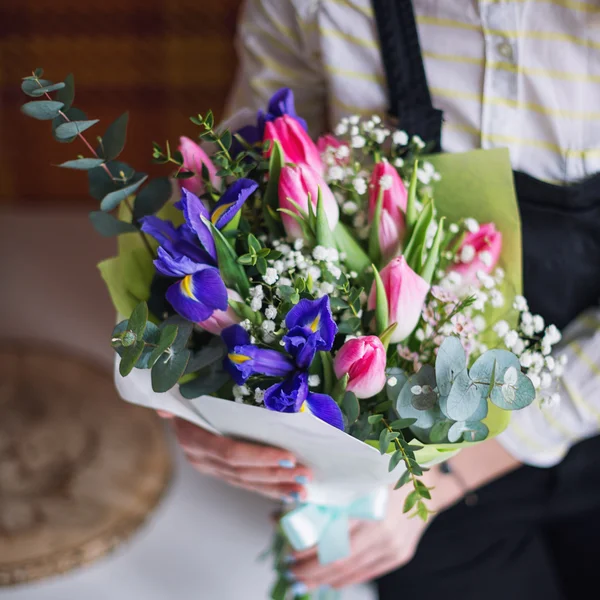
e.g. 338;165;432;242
166;268;227;322
154;247;208;278
177;189;217;261
305;393;344;430
211;179;258;229
264;372;309;414
285;297;336;351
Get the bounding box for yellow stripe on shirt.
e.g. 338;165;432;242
482;0;600;14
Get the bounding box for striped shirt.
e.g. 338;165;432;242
227;0;600;466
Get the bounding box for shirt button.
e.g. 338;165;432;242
498;40;514;60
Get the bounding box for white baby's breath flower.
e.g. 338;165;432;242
522;323;535;338
336;145;350;160
349;115;360;125
250;297;262;311
433;172;442;182
379;174;394;190
490;289;505;308
541;342;552;356
250;285;264;299
393;157;405;168
477;271;495;289
278;277;292;287
479;250;493;268
464;218;479;233
279;243;291;255
350;125;360;136
327;247;340;262
344;335;358;342
342;201;359;215
513;295;529;312
417;169;431;185
473;316;486;332
558;354;568;366
528;373;541;389
512;338;525;355
263;268;279;285
541;393;561;409
240;319;252;331
372;128;388;144
328;165;345;181
531;353;545;371
371;115;382;124
329;265;342;279
540;372;552;389
351;135;366;148
545;324;562;345
254;388;265;404
273;260;285;274
350;271;358;279
313;245;328;261
446;271;463;287
520;352;533;368
460;244;476;263
334;122;348;136
545;356;556;372
533;315;545;333
494;267;505;281
521;312;533;325
412;135;426;149
308;374;321;387
320;281;335;295
352;177;367;195
307;265;322;281
233;384;250;398
362;120;375;132
294;238;304;251
472;291;488;311
449;223;460;234
415;328;425;341
392;130;409;146
265;305;277;320
250;335;257;344
504;330;519;349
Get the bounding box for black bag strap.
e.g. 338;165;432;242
371;0;443;149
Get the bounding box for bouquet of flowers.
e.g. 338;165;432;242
21;69;566;600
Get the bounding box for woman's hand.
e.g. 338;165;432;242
172;417;311;502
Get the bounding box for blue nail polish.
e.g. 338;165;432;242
279;459;295;469
284;570;296;582
295;475;309;485
283;554;296;564
290;491;302;502
280;495;293;504
291;582;308;595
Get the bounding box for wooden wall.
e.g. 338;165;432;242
0;0;243;206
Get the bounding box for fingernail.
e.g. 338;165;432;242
291;582;308;595
281;495;294;504
283;554;296;564
295;475;309;485
290;491;302;502
284;570;296;582
279;459;295;469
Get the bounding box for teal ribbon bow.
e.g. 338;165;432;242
280;487;389;565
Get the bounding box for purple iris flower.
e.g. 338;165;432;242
231;88;308;155
221;325;295;385
283;297;337;369
264;371;344;430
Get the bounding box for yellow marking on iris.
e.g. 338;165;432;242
181;275;197;300
310;314;321;332
228;353;251;364
299;402;307;413
211;202;233;225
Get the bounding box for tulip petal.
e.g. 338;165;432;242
179;136;219;195
304;393;344;430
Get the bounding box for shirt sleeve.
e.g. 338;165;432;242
226;0;327;138
498;308;600;467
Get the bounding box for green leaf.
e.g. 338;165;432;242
386;367;408;403
368;187;384;265
446;370;481;421
113;321;161;369
329;297;349;311
420;217;445;285
379;428;392;455
404;199;434;272
205;110;214;129
270;576;288;600
88;161;137;201
55;119;99;140
184;337;226;374
151;349;191;393
147;325;179;367
403;490;419;513
33;67;44;78
368;414;384;424
388;450;404;472
371;264;389;335
333;222;371;276
128;302;148;338
29;82;66;96
133;177;172;221
89;211;138;236
396;365;439;428
204;217;250;298
229;299;263;325
179;366;230;398
56;73;75;110
342;391;360;424
462;421;489;442
416;501;429;521
331;373;349;404
395;470;412;489
21;78;52;96
436;336;467;397
100;175;148;212
21;100;64;120
60;158;105;170
429;420;453;443
100;112;129;160
405;160;419;237
220;130;232;150
389;418;417;429
448;421;466;443
378;322;398;350
248;233;262;253
52;107;87;143
315;187;336;249
119;340;145;376
320;351;334;395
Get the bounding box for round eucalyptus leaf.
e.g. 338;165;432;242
470;349;520;385
21;100;64;121
100;175;148;212
461;421;489;442
438;393;449;418
435;336;467;397
445;370;481;422
429;420;453;443
490;371;536;410
55;119;99;140
386;367;408;403
113;321;160;369
151;348;191;393
411;388;437;411
468;396;489;422
397;365;438;428
179;364;229;399
119;340;145;377
448;421;466;443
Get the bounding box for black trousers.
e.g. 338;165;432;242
377;435;600;600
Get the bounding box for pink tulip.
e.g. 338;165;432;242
264;115;323;175
334;336;387;399
179;136;219;196
197;288;242;335
317;134;350;166
368;256;430;343
451;223;502;284
368;161;407;224
379;208;403;263
278;164;339;240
